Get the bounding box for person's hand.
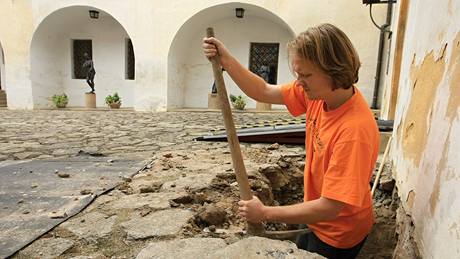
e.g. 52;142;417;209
202;37;230;63
238;196;267;223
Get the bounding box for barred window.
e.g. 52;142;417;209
125;38;135;80
249;43;279;84
72;40;92;79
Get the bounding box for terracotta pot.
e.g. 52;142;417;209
56;102;68;108
108;102;121;109
232;103;246;110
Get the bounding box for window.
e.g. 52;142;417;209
249;43;280;84
125;38;135;80
72;40;92;79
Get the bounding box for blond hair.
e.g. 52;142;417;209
288;23;360;89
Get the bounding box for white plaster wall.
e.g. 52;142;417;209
194;16;292;110
388;0;460;258
30;18;65;107
279;0;387;105
0;0;385;110
169;9;293;109
0;1;35;109
30;7;134;108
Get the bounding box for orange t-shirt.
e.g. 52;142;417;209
281;81;379;249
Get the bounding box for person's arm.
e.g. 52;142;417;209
203;37;285;105
238;196;344;224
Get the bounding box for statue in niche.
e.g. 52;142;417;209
258;65;270;83
211;67;225;94
82;53;96;93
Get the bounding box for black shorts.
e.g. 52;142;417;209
296;230;367;259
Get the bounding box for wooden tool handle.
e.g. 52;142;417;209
206;28;264;236
206;27;252;200
371;136;392;197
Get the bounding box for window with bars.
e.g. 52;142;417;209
125;38;135;80
72;40;92;79
249;43;280;84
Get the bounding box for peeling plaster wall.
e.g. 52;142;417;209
0;0;386;111
387;0;460;257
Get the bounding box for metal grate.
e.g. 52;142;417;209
126;39;135;80
72;40;92;79
249;43;280;84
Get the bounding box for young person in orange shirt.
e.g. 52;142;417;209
202;23;379;259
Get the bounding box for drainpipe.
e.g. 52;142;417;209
371;2;393;109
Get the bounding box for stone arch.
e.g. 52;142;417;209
30;5;136;108
167;2;295;109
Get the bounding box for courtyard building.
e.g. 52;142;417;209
1;1;459;258
0;0;386;110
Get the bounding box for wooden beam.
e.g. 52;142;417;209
388;0;410;119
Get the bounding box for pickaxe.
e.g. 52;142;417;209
206;27;310;240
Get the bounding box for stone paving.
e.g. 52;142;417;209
0;109;399;258
0;109;294;162
1;109;329;258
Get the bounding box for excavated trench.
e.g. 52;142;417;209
13;142;397;258
166;144;307;235
130;143;397;257
166;144;397;258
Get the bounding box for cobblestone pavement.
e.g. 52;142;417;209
0;109;329;259
0;109;396;258
0;109;295;162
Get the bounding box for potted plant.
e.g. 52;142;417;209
229;94;246;110
51;94;68;108
105;92;121;109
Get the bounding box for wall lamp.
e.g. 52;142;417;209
235;8;245;18
89;10;99;19
362;0;396;4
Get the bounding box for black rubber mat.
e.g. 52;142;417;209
0;156;146;258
